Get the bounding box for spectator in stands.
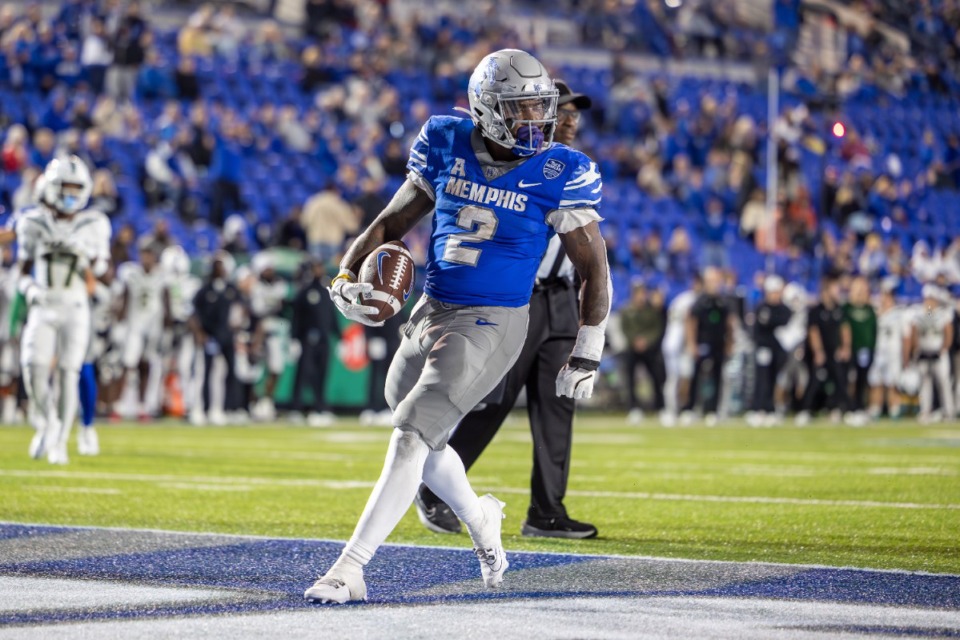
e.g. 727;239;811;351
740;188;766;243
90;168;123;218
107;1;147;102
300;45;334;94
81;16;112;94
39;91;71;133
138;49;174;100
301;183;358;263
620;282;666;423
666;226;697;283
276;105;313;152
857;233;887;282
208;124;245;227
210;4;246;59
70;96;94;131
275;206;307;252
1;124;28;173
701;197;730;269
55;44;82;88
381;139;408;177
174;56;199;101
250;22;292;64
29;23;61;95
30;128;56;168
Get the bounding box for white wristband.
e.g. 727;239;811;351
571;325;605;363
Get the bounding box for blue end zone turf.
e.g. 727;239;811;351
1;523;957;629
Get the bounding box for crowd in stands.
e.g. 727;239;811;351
0;0;959;420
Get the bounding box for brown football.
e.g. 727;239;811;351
357;240;415;323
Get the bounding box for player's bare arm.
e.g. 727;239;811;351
329;180;433;327
559;222;609;327
340;180;434;275
556;221;611;400
685;314;698;357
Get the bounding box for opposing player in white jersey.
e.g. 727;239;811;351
249;252;289;421
0;245;22;424
160;245;201;420
660;275;701;426
75;205;112;455
17;156;106;463
117;240;170;420
907;285;955;423
867;283;909;419
774;282;809;417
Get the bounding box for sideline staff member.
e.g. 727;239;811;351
415;80;599;539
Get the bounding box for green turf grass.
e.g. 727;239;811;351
1;416;958;573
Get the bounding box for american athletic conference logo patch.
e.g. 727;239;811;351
543;159;565;180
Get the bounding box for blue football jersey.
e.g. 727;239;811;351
406;116;602;307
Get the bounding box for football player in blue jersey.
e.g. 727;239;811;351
305;49;612;604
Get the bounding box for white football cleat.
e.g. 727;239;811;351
307;412;336;428
47;441;68;465
659;410;677;428
77;427;99;456
304;567;367;604
627;408;644;425
253;398;276;422
795;411;811;427
29;430;47;460
468;494;509;588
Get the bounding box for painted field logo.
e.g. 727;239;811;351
543;159;565;180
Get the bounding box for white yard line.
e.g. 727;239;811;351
2;469;957;510
26;486;122;495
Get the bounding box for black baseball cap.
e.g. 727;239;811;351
555;79;592;110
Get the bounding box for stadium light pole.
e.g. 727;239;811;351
764;65;780;270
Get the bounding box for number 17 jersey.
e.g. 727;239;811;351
407;116;602;307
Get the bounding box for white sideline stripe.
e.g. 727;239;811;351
2;469;957;510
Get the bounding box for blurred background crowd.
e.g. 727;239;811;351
1;0;960;423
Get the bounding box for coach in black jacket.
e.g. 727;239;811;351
290;260;340;419
414;81;598;539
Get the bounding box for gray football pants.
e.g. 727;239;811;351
386;295;529;450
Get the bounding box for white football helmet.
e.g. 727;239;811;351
160;245;190;277
42;155;92;215
464;49;558;157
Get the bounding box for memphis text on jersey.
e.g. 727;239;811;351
444;158;528;213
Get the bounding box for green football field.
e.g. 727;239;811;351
1;416;958;574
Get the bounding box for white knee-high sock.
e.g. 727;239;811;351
55;368;80;447
335;429;429;573
421;445;483;531
24;365;51;432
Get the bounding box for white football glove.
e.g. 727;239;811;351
328;271;384;327
18;276;45;307
556;363;598;399
556;325;605;400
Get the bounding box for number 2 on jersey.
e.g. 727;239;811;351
443;205;498;267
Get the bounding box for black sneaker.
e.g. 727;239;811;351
414;487;462;534
521;515;598;539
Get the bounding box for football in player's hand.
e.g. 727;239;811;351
357;240;415;323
